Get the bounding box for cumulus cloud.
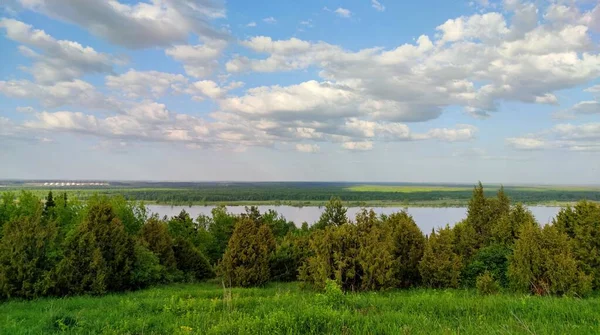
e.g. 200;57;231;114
246;21;256;27
506;137;546;150
295;143;320;153
106;70;188;99
0;18;114;83
334;8;352;18
508;122;600;152
12;0;227;49
166;39;227;78
342;141;373;151
0;79;119;110
227;4;600;126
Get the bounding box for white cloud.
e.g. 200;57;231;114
506;137;546;150
584;85;600;93
246;21;256;27
342;141;373;151
0;18;113;83
295;143;320;153
263;17;277;24
508;122;600;151
106;70;188;99
13;0;227;49
371;0;385;12
0;79;118;109
227;4;600;126
334;8;352;18
166;39;227;78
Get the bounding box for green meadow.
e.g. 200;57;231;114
2;281;599;335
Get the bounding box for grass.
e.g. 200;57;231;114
2;281;600;334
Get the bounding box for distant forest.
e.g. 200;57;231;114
2;181;600;205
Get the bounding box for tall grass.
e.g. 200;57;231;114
2;281;599;334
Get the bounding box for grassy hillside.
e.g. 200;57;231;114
2;281;599;334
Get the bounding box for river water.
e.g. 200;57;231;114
146;205;562;233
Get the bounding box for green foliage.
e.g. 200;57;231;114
141;217;177;273
206;205;236;263
462;244;511;288
385;211;425;288
509;223;592;296
0;210;58;299
554;201;600;289
262;209;297;239
54;197;135;294
301;210;396;291
270;232;310;281
173;237;214;281
476;271;500;295
313;196;348;230
355;209;396;290
220;217;275;287
491;203;536;246
131;243;165;288
419;226;462;288
5;281;600;334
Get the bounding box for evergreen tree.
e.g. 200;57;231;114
509;223;591;296
491;203;535;246
220;217;275;287
313;197;348;230
140;218;177;273
356;209;396;291
386;211;425;288
419;226;462;288
173;237;214;281
43;191;56;220
0;211;58;299
554;201;600;289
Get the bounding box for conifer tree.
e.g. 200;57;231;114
419;226;462;288
313;197;348;230
0;211;58;299
386;211;425;288
220;217;275;287
509;223;591;296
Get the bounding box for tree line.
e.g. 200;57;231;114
0;183;599;300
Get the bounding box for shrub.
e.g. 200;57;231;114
386;211;425;288
509;223;592;296
0;211;58;299
270;232;310;281
173;237;214;281
419;226;462;289
220;217;275;287
462;244;511;288
131;243;165;288
476;271;500;295
140;218;177;272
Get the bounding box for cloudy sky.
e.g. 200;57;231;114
0;0;599;183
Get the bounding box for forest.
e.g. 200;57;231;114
4;181;600;206
1;184;600;333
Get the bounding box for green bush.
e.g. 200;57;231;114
220;217;275;287
476;271;500;295
419;226;462;288
173;237;214;281
509;223;592;296
131;243;165;288
462;244;511;288
0;210;58;299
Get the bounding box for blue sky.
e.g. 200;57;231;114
0;0;599;184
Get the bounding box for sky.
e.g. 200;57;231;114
0;0;599;184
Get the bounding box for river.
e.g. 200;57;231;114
146;205;562;233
